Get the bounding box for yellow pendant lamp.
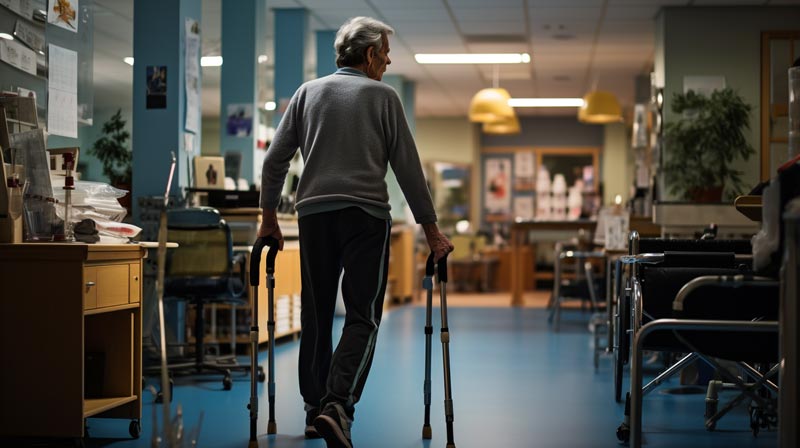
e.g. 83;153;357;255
482;113;520;135
469;87;515;123
578;90;622;124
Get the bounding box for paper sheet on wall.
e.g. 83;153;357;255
0;0;38;20
184;18;201;133
47;44;77;138
0;38;37;75
14;19;45;54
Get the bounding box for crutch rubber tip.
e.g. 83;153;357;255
422;425;432;439
248;440;259;448
267;421;277;434
446;444;456;448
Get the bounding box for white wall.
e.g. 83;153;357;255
201;116;221;156
602;123;633;205
416;117;478;165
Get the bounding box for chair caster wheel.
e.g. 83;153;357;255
257;368;265;383
154;377;174;403
129;419;141;438
616;423;630;443
223;374;233;390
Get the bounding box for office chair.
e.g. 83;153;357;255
146;207;263;392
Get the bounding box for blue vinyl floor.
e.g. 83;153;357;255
51;306;781;447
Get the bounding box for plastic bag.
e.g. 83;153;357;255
52;178;128;223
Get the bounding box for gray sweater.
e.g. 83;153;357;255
260;67;437;224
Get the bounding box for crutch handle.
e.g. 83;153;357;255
250;236;280;285
425;252;449;283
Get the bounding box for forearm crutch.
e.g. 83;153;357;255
421;253;456;448
248;236;279;447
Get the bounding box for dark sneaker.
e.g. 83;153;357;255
314;403;352;448
305;407;321;439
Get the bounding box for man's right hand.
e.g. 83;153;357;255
422;222;454;262
258;208;284;250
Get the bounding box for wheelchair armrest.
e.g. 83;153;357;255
620;253;665;265
672;275;780;312
559;249;606;260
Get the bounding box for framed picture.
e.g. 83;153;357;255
483;156;512;217
193;156;225;189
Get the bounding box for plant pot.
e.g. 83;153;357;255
689;186;723;203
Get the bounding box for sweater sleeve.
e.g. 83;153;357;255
260;88;303;210
385;91;438;224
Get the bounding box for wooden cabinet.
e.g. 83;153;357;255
388;226;416;303
0;243;145;439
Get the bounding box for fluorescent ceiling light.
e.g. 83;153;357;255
257;54;268;64
0;33;14;40
122;56;223;67
264;101;276;111
415;53;530;64
201;56;223;67
509;98;584;108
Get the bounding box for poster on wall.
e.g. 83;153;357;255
226;103;253;137
184;18;200;133
48;0;78;32
146;65;166;109
484;157;512;216
514;151;535;190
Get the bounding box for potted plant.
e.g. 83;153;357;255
662;87;755;202
88;109;132;211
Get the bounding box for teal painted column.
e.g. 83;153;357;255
382;75;419;222
132;0;202;221
220;0;264;184
316;30;337;78
402;79;416;134
274;8;308;126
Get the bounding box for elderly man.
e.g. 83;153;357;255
258;16;453;448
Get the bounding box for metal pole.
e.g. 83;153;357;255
422;253;434;439
781;206;800;448
437;255;456;448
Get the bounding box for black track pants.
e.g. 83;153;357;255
297;206;391;420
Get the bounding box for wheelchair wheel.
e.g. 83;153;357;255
614;287;631;403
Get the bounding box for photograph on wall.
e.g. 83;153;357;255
484;156;512;216
146;65;167;109
193;156;225;190
513;195;534;221
513;151;535;190
48;0;78;32
226;103;253;137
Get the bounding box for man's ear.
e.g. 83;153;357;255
365;46;375;64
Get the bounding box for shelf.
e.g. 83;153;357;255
84;395;138;418
84;302;139;316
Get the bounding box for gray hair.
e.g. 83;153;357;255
335;16;394;68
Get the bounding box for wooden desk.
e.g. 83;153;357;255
510;220;597;306
0;243;146;439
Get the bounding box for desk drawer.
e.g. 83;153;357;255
84;263;140;310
